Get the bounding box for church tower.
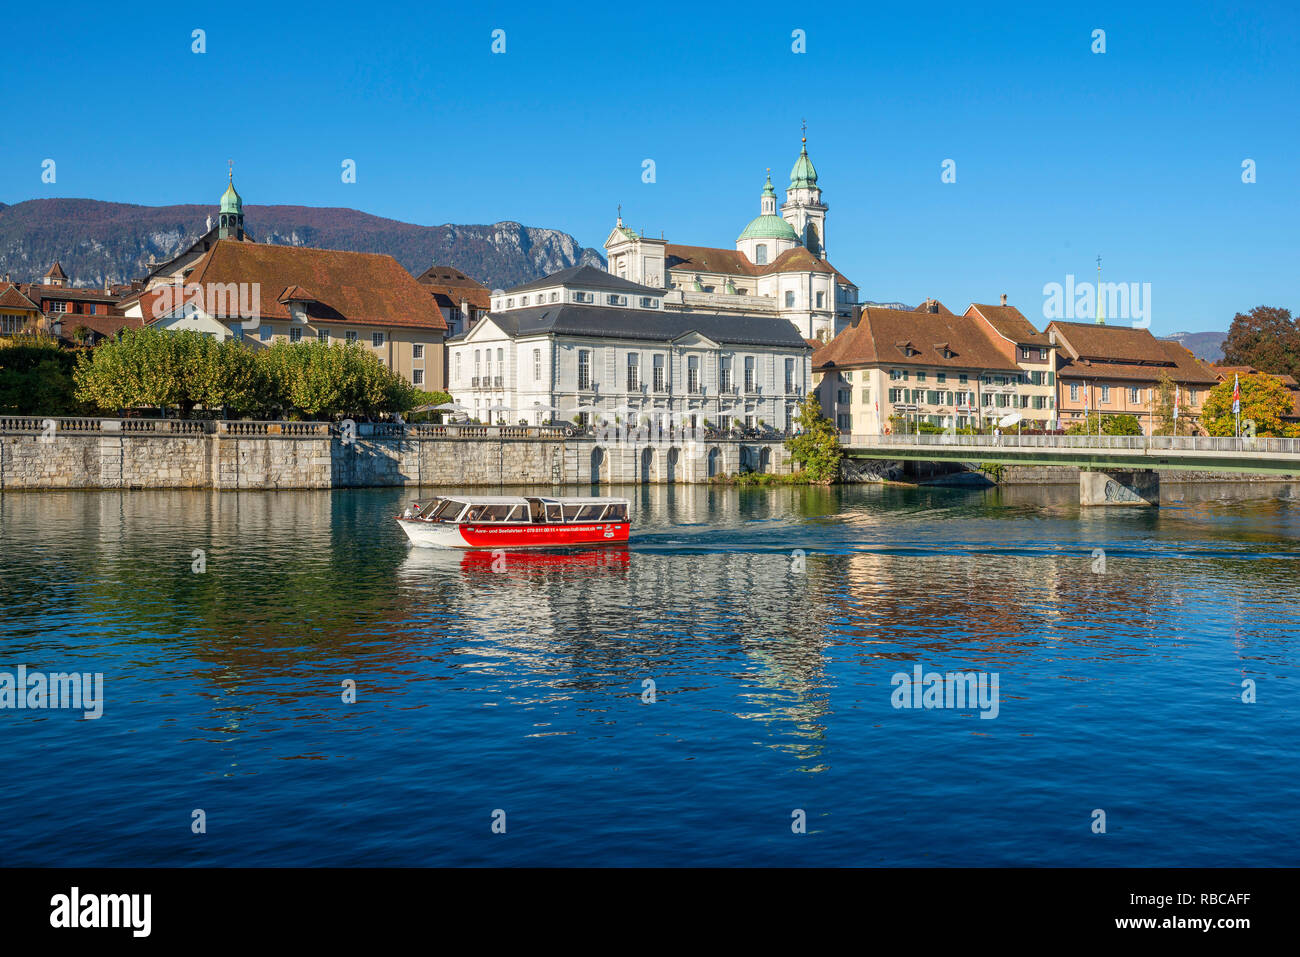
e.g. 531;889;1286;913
781;128;828;259
218;166;245;241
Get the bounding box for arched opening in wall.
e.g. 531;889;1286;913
590;446;605;485
759;446;771;474
707;446;721;478
640;446;655;483
666;447;679;484
805;223;821;257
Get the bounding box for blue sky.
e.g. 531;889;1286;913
3;0;1297;333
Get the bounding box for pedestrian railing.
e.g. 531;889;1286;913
842;433;1300;455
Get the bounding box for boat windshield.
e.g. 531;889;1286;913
427;499;464;522
415;498;445;519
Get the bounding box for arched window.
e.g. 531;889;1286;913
755;244;768;265
805;223;821;257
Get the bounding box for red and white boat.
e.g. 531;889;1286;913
396;495;631;549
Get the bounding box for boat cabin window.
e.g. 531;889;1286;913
470;504;518;522
604;503;628;522
545;504;563;523
566;504;608;522
416;498;445;518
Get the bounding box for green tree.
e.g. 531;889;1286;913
1221;305;1300;379
1201;372;1293;436
0;335;81;415
785;394;842;483
1103;414;1143;436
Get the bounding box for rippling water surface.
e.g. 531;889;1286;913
1;482;1298;866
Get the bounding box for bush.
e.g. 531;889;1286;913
785;394;841;483
73;329;422;419
0;335;83;415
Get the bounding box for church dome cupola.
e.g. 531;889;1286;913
218;164;245;241
789;137;818;189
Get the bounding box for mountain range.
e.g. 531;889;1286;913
1159;330;1227;363
0;199;605;291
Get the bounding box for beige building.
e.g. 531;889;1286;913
964;297;1058;429
122;240;448;390
813;300;1023;435
1048;321;1218;434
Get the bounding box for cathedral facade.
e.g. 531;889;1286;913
604;136;859;342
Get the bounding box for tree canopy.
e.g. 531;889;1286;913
1200;373;1295;437
1221;306;1300;379
785;394;842;483
73;328;425;419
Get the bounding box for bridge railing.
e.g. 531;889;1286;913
844;433;1300;455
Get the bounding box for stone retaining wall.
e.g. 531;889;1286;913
0;431;795;490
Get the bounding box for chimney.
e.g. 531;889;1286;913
1000;293;1007;306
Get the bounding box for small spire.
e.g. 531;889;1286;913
1096;254;1104;325
616;203;622;226
228;159;234;184
800;118;807;145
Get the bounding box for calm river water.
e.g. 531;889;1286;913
1;482;1297;866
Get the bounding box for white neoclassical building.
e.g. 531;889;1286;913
450;266;812;430
603;134;859;342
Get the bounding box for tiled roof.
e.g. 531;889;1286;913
1049;320;1175;363
504;265;660;297
62;314;143;338
180;240;447;330
967;303;1050;346
23;283;119;303
664;243;857;287
44;262;67;280
474;303;810;349
0;284;41;311
812;305;1021;372
417;264;491;310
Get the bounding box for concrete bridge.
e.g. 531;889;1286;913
841;433;1300;506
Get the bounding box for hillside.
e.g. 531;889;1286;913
0;198;605;291
1159;330;1227;363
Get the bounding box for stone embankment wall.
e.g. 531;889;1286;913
0;419;795;490
999;465;1297;484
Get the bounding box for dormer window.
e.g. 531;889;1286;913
640;297;659;308
607;294;627;306
573;291;594;303
520;295;529;306
506;298;514;308
550;292;559;302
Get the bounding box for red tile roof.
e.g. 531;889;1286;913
813;305;1020;372
966;302;1050;346
180;240;447;331
62;314;143;338
664;243;857;287
0;284;41;312
44;262;67;280
1051;325;1220;385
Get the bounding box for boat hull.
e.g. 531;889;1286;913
398;519;630;549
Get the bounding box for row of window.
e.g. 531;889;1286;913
882;388;1056;410
1067;383;1199;404
234;325;388;348
495;291;663;310
461;348;802;395
885;368;1057;387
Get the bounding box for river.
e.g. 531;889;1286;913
1;483;1297;865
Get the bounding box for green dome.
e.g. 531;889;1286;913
789;141;818;189
738;214;798;242
220;179;243;215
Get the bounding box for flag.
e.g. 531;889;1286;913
1174;383;1180;422
1232;374;1241;415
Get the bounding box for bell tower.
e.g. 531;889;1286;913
781;122;828;259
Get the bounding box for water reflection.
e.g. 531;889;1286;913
2;482;1298;865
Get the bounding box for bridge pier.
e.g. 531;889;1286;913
1079;469;1160;507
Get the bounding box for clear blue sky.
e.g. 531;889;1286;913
3;0;1296;333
